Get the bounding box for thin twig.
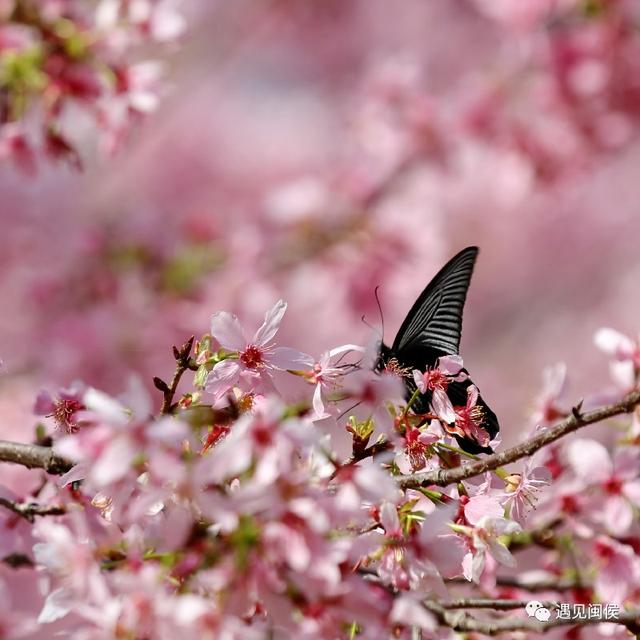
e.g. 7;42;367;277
0;497;66;523
438;598;557;611
0;440;73;475
399;389;640;489
2;553;34;568
156;336;195;415
423;600;640;636
446;575;585;592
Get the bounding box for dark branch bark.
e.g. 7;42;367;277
446;575;584;592
159;336;194;415
423;600;640;636
399;389;640;489
0;440;73;475
0;497;66;523
438;598;556;610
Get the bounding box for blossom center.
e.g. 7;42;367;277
52;398;84;433
603;476;623;495
423;368;448;392
240;345;264;369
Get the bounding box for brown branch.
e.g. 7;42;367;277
446;575;585;592
0;497;66;523
423;600;640;636
2;553;34;568
438;598;557;611
156;336;195;415
399;389;640;489
0;440;73;475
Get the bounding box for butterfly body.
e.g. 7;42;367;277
378;247;499;454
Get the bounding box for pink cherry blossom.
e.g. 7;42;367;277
502;460;551;524
446;385;491;448
206;300;312;402
595;328;640;390
462;516;521;583
592;536;640;605
566;438;640;536
304;344;364;420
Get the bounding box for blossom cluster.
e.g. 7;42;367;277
0;0;184;172
1;302;639;638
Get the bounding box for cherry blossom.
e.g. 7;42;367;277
595;328;640;390
206;300;312;402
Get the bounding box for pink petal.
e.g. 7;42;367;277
413;369;427;393
92;437;136;486
37;587;72;623
210;311;246;351
269;346;313;370
566;439;612;482
432;388;456;423
467;385;479;407
34;391;54;415
611;360;635;389
83;388;128;426
380;502;400;535
465;494;503;526
594;328;635;358
253;299;287;346
328;343;365;357
613;448;640;479
205;360;240;400
602;496;633;535
390;596;436;631
312;383;328;420
438;355;464;375
623;479;640;504
488;539;516;567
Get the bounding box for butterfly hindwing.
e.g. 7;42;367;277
379;246;499;454
392;246;478;355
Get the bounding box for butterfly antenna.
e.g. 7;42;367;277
361;286;385;340
337;400;362;421
361;314;376;332
374;285;385;338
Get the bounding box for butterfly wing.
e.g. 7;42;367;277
392;246;478;355
386;246;499;454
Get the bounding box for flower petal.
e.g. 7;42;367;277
465;494;503;526
83;388;129;426
38;587;72;623
413;369;426;393
269;346;314;370
253;299;287;346
210;311;246;351
205;360;241;401
312;383;328;420
594;328;635;358
328;344;365;357
92;437;136;486
566;438;612;483
431;388;455;423
438;355;464;375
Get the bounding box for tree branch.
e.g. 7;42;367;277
423;600;640;636
0;497;66;523
2;552;34;568
0;440;73;475
156;336;195;415
399;389;640;489
446;575;585;592
438;598;556;611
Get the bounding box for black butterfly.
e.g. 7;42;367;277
376;246;499;454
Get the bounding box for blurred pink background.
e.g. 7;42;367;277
2;0;640;445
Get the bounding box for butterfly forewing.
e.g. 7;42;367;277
392;247;478;355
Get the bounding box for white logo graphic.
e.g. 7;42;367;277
526;600;551;622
